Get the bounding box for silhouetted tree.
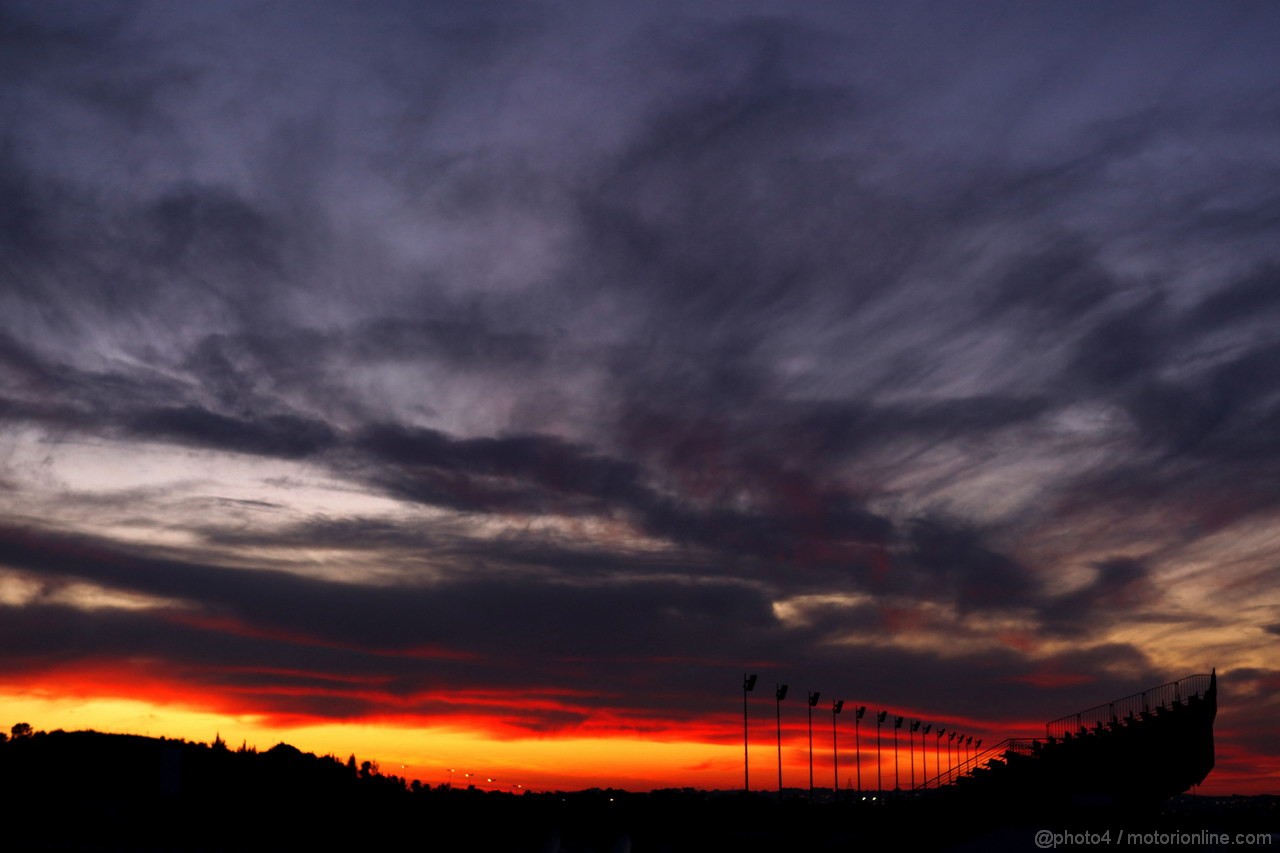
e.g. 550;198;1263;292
10;722;32;740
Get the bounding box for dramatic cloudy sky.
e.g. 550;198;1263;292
2;0;1277;793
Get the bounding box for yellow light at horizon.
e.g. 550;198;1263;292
0;692;736;792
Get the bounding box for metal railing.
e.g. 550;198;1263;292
912;673;1214;790
915;737;1043;790
1044;674;1213;740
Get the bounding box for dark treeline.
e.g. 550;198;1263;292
1;725;1275;851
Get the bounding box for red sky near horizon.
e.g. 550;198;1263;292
2;0;1277;800
2;658;1267;795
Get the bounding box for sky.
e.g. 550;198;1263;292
1;0;1278;795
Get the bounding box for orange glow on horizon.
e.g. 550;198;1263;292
1;679;1272;795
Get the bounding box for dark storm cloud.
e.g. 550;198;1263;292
1185;265;1280;332
1042;267;1280;538
14;183;288;332
0;155;53;264
349;319;550;369
898;517;1038;612
984;237;1117;323
1040;557;1155;635
4;315;1031;612
0;329;338;459
143;185;284;281
0;522;795;728
353;421;899;579
0;0;196;115
356;423;646;511
1130;344;1280;465
0;334;187;424
748;396;1053;469
0;330;60;389
127;405;338;459
0;523;778;665
0;602;847;728
574;58;918;357
195;513;724;583
0;520;1164;731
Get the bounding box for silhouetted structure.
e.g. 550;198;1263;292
919;672;1218;815
0;673;1226;851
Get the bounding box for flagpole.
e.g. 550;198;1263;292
832;700;844;794
742;673;756;792
775;684;788;797
807;691;820;797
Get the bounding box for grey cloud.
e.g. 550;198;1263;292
0;543;1160;734
0;523;778;665
1040;556;1154;636
126;405;339;459
984;237;1117;323
1186;265;1280;332
899;517;1038;612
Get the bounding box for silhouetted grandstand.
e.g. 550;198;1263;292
921;671;1217;814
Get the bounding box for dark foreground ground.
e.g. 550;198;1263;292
2;730;1275;851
